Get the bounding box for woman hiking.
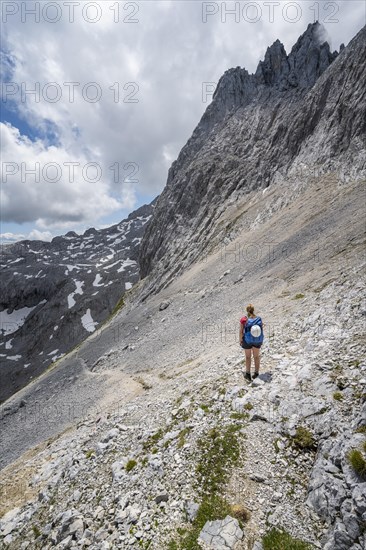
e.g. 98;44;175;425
239;304;264;382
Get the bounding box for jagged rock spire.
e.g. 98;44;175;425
255;22;338;90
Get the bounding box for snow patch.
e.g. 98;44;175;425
0;304;39;335
93;274;104;287
5;338;13;349
81;309;98;332
67;280;85;308
117;258;137;273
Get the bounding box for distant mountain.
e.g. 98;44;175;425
139;22;366;296
0;202;155;402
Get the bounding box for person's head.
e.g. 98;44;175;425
246;304;255;316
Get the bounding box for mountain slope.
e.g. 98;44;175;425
139;23;366;297
0;202;155;403
0;22;365;550
0;172;365;549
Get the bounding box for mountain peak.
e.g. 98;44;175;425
255;22;337;90
255;38;288;86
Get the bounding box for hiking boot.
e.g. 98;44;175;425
245;372;252;382
252;372;259;379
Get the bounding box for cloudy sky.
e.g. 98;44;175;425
1;0;365;243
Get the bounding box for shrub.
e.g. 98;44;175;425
348;449;366;479
333;392;343;401
32;525;41;538
230;503;250;523
125;459;137;472
292;426;316;451
355;425;366;434
293;293;305;300
84;449;95;459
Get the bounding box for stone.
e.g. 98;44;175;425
198;516;243;549
102;428;119;442
111;458;128;481
159;301;171;311
155;494;169;504
184;500;199;522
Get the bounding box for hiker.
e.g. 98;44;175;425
239;304;264;382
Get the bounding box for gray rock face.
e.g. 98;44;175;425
255;23;337;90
198;515;243;549
0;202;154;402
139;23;366;297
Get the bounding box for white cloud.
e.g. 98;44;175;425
27;229;53;241
1;122;127;228
1;0;364;233
0;232;26;242
0;230;52;243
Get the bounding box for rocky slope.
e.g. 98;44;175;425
0;202;155;403
0;171;365;549
0;22;365;550
139;22;366;297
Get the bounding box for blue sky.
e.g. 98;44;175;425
1;0;365;243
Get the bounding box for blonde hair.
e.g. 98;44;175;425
246;304;255;315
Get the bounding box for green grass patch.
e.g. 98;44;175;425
293;293;305;300
32;525;41;538
196;424;241;494
143;428;164;451
84;449;95;459
110;295;125;317
125;459;137;472
347;449;366;479
169;424;244;549
333;391;343;401
292;426;316;451
177;427;191;449
230;412;249;421
199;404;210;413
262;527;313;549
243;402;253;411
169;495;233;550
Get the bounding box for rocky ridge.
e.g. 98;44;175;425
139;23;366;296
